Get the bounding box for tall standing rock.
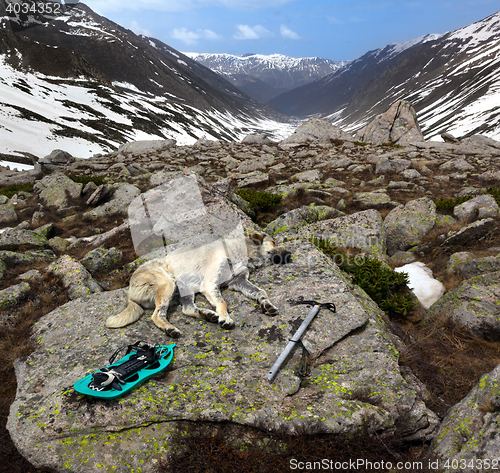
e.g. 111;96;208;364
357;100;424;146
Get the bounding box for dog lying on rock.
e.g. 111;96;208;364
106;232;291;337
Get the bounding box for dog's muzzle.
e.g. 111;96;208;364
272;251;292;265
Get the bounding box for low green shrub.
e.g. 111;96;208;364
434;196;472;212
435;187;500;212
311;237;415;318
0;182;34;198
235;189;283;213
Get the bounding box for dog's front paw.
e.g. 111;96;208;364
199;308;219;323
261;301;278;316
166;327;182;338
220;317;235;329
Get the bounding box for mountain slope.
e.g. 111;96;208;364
185;53;346;103
0;9;294;165
268;34;441;118
270;11;500;141
19;4;274;118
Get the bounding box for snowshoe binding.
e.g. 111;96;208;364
74;341;175;399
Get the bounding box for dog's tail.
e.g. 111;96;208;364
106;297;144;328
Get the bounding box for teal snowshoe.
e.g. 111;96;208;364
74;341;175;399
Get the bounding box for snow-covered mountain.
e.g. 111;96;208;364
0;4;294;167
185;52;346;104
270;11;500;141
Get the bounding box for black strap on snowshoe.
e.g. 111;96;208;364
89;341;161;392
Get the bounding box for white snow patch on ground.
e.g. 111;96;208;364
395;262;446;310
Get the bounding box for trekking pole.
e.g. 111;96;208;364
267;297;336;382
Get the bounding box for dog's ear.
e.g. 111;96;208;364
249;232;265;245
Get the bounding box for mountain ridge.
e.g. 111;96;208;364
269;11;500;141
185;52;346;103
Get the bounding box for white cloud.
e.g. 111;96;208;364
129;21;152;37
170;27;223;45
234;24;273;40
280;24;301;40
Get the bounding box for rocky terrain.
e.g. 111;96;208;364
3;101;500;472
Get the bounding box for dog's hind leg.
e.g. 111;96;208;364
179;293;220;324
151;280;181;338
201;285;235;329
228;274;278;316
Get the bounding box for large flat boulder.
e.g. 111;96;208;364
7;239;438;472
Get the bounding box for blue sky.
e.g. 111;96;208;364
84;0;500;61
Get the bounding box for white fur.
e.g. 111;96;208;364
394;262;446;310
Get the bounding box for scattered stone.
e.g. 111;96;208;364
32;223;54;240
440;132;459;143
279;117;353;148
33;173;83;210
17;269;42;282
354;191;398;210
293;169;322;183
425;271;500;341
35;149;75;174
300;209;387;261
0;228;48;251
47;255;102;300
439;157;475;173
82;181;97;195
265;204;342;236
401;169;422;179
126;163;148;176
48;237;71;253
80;247;123;274
85;184;107;206
445;252;475;276
0;202;17;224
375;157;411;174
443;218;495;246
390;251;417;265
446;253;500;279
478;170;500;182
384;197;437;256
241;134;273;145
117;139;176;155
83;183;140;220
453;194;500;221
0;282;30;309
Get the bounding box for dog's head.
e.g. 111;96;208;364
246;232;292;268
